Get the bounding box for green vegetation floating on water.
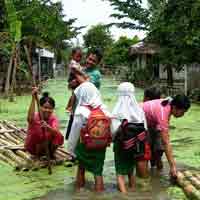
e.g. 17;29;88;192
0;78;199;200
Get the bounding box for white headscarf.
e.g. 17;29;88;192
74;81;110;117
112;82;147;133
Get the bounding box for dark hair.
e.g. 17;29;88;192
40;92;55;108
144;85;161;101
161;94;190;111
71;47;82;56
88;48;103;63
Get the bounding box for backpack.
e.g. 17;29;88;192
80;106;112;150
115;119;146;157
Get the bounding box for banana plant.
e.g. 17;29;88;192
4;0;22;98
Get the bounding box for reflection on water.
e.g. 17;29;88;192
38;160;173;200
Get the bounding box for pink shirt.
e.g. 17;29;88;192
142;99;171;133
25;113;63;154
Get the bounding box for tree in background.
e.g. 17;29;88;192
104;36;139;66
0;0;81;96
83;24;113;54
105;0;200;85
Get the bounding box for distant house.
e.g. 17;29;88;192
0;48;55;94
34;48;55;81
129;41;200;94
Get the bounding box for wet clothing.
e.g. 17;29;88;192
136;141;151;161
111;82;147;175
25;113;64;155
84;67;101;89
114;140;136;175
76;142;106;176
67;82;110;175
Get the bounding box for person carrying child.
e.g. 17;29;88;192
25;87;64;159
111;82;147;193
65;48;103;140
67;81;111;192
142;94;191;177
73;48;103;89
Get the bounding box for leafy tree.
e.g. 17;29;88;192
83;24;113;53
104;35;139;65
106;0;150;30
1;0;81;96
106;0;200;85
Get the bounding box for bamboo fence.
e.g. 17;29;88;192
0;120;71;171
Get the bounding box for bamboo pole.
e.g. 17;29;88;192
183;171;200;190
9;132;23;142
24;45;52;174
15;150;32;162
4;132;21;144
0;138;15;146
2;120;26;137
1;148;26;166
0;153;20;170
176;171;200;200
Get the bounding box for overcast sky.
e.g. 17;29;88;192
61;0;146;45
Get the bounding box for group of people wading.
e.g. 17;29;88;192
24;47;191;193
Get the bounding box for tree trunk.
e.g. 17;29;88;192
4;45;16;97
166;64;173;86
9;45;19;102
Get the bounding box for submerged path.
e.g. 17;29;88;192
1;78;199;200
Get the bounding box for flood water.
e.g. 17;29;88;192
37;159;176;200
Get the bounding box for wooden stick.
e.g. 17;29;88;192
24;45;52;175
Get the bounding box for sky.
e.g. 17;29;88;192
61;0;146;45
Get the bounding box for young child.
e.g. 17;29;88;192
143;85;161;102
67;82;111;192
142;94;190;177
111;82;147;193
25;87;64;159
65;48;88;140
66;47;87;111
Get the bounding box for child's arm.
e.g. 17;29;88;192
66;93;76;112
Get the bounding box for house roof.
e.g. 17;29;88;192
129;41;159;55
36;48;54;58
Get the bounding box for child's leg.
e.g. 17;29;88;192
75;165;85;191
117;175;127;194
128;173;135;191
136;160;149;178
94;176;104;192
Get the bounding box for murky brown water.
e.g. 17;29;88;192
37;160;180;200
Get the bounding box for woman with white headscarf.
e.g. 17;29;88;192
67;81;111;192
112;82;148;194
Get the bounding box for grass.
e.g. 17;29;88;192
0;77;199;200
